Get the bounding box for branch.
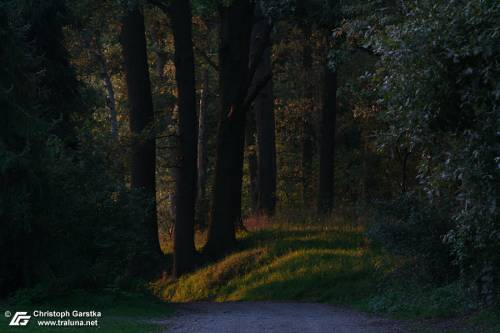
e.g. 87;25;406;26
194;45;219;71
149;0;218;72
156;134;180;139
148;0;171;13
242;72;272;111
157;145;178;150
352;46;376;56
246;21;273;92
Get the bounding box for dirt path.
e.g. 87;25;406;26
157;302;407;333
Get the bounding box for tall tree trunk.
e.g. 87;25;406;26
246;107;259;212
94;38;118;138
204;1;254;258
251;4;277;216
120;6;162;259
82;31;119;139
150;20;178;228
151;21;167;79
317;61;337;215
170;0;198;277
250;1;276;215
301;26;314;208
196;68;210;229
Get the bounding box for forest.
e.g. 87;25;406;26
1;0;499;332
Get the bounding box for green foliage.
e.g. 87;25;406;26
361;0;500;304
368;194;457;283
366;282;467;319
0;0;157;297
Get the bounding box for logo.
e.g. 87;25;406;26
9;312;31;326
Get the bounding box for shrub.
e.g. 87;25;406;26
362;0;500;304
368;194;457;283
0;1;154;298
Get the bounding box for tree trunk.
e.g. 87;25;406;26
196;68;210;229
317;61;337;215
204;1;254;258
151;23;167;79
150;19;178;229
301;26;314;208
94;38;118;139
246;107;259;212
170;0;198;277
251;5;277;216
120;6;162;259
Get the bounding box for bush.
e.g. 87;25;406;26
368;194;457;283
361;0;500;304
0;1;155;298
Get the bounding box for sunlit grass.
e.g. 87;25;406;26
151;218;393;306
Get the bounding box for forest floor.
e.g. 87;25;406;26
2;217;498;332
152;215;500;333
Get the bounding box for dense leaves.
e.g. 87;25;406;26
365;0;500;303
0;0;153;297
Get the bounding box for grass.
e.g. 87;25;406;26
3;214;498;332
359;281;469;319
471;306;500;333
0;291;173;333
152;215;500;332
409;306;500;333
152;220;393;306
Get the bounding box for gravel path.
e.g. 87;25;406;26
157;302;407;333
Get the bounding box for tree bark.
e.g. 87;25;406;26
246;107;259;212
301;26;314;208
151;23;167;79
204;1;254;258
94;37;118;139
169;0;198;277
150;18;178;229
251;3;277;216
120;6;162;258
317;62;337;215
196;68;210;229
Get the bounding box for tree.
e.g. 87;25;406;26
196;68;210;229
1;0;154;296
93;34;119;139
120;4;162;260
25;0;82;144
204;0;255;257
169;0;199;276
317;56;337;214
246;107;259;212
293;0;339;214
366;0;500;301
296;1;315;208
251;2;277;216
